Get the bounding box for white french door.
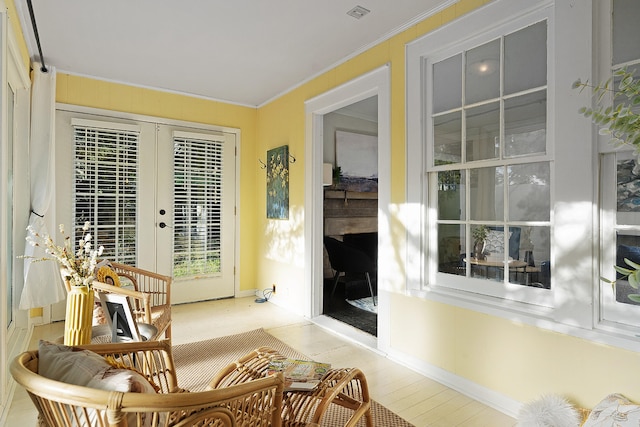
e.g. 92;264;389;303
155;125;236;304
54;109;237;320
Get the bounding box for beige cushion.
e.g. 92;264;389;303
582;393;640;426
38;340;156;394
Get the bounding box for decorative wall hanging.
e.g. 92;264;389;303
335;130;378;192
266;145;290;219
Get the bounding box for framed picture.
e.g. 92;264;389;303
98;292;141;342
266;145;290;219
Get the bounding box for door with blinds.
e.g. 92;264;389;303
53;110;237;319
155;126;236;304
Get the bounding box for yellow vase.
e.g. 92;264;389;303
63;285;94;346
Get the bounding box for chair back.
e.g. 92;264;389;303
10;339;284;427
324;236;376;274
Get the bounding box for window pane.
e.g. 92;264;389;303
438;170;465;220
438;224;464;276
617;158;640;226
470;166;504;221
504;91;546;157
615;233;640;306
465;39;500;104
508;225;551;288
508;162;550;221
613;0;640;65
433;54;462;113
434;111;462;165
504;21;547;95
465;102;499;162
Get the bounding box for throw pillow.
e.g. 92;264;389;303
484;230;512;255
38;340;157;427
38;340;155;394
517;394;580;427
582;393;640;427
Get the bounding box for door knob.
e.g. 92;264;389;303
159;222;173;229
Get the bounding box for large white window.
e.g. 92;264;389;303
409;5;553;308
598;0;640;330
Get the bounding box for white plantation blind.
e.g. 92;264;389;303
173;133;224;278
72;120;139;264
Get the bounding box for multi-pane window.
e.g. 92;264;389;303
428;20;551;302
72;121;139;265
599;0;640;328
173;133;224;278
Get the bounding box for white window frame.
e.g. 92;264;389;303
408;1;554;306
595;0;640;333
407;0;608;340
1;6;33;422
426;21;552;308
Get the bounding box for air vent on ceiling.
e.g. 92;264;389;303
347;5;371;19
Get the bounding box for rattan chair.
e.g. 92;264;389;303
11;339;284;427
64;262;172;341
210;346;372;427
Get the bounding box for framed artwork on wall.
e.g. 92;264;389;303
266;145;290;219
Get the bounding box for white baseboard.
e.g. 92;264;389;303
385;346;522;419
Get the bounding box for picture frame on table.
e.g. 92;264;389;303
98;292;141;342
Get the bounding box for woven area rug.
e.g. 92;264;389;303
173;328;414;427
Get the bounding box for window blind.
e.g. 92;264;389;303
173;135;224;278
72;124;139;265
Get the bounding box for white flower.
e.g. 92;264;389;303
23;223;104;289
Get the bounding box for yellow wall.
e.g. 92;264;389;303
55;75;260;293
37;0;639;410
255;0;640;410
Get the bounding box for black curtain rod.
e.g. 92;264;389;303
26;0;47;73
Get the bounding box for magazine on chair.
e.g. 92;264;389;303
267;357;331;391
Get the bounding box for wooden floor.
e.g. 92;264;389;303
5;296;516;426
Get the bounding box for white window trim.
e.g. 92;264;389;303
594;0;640;333
406;0;639;350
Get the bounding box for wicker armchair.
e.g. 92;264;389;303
10;339;284;427
64;261;172;341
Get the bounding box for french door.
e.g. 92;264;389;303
154;125;236;304
54;109;237;319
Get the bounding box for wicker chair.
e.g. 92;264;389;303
210;346;372;427
10;339;284;427
64;262;172;341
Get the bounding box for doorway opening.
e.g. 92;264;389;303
321;97;378;336
304;65;390;351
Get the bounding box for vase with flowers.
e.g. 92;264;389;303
25;221;103;345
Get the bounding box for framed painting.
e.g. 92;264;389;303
266;145;289;219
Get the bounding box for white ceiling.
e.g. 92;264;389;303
16;0;455;107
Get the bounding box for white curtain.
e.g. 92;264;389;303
19;63;66;309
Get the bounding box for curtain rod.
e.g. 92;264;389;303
26;0;47;73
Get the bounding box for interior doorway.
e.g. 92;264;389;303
304;65;391;352
321;97;379;336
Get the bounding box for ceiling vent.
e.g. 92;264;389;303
347;5;371;19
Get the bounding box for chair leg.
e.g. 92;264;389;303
330;271;342;298
365;272;376;306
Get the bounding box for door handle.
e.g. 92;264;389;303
158;222;173;229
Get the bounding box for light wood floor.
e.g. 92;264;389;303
5;297;516;426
